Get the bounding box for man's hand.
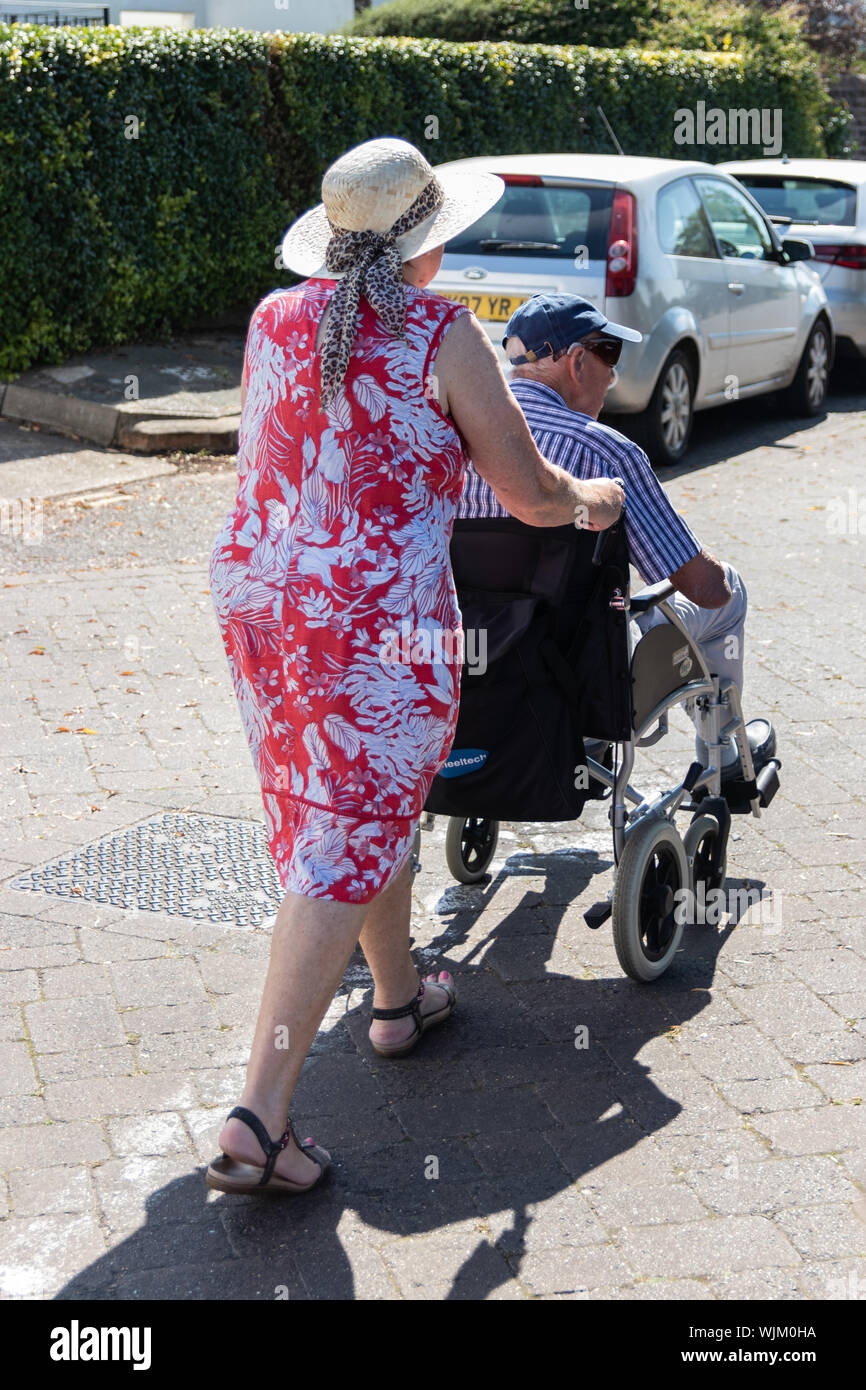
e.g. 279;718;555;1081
575;478;625;532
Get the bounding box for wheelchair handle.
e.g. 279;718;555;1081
591;477;626;566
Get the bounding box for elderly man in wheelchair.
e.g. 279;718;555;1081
419;293;781;983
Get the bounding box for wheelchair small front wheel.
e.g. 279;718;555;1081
612;815;688;982
444;816;499;884
684;812;726;899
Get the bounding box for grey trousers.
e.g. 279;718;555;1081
631;562;748;764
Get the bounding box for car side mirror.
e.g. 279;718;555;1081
781;237;815;263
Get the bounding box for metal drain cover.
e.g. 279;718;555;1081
11;812;282;928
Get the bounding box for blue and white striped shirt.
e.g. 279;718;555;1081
457;379;701;585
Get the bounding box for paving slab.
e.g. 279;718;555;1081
0;419;176;501
0;375;864;1300
1;333;243;452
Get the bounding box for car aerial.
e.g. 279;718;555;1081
431;154;832;465
719;157;866;363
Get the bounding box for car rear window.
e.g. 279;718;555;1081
445;180;614;260
735;175;857;228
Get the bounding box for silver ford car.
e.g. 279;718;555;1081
432;154;832;465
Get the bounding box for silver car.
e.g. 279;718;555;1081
432;154;832;465
720;157;866;361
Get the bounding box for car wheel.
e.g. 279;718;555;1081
782;317;831;417
638;348;695;466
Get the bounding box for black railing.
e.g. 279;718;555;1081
0;2;109;23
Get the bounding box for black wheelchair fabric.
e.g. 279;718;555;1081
424;518;632;823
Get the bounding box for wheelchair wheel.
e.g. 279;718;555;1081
612;815;688;982
684;813;726;897
444;816;499;884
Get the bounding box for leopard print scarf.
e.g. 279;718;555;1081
318;175;445;410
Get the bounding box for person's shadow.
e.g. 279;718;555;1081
56;846;752;1302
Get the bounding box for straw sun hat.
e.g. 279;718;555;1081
280;137;504;278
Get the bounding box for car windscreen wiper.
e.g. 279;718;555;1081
478;239;562;252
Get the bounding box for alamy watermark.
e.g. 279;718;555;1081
826;488;865;535
50;1322;151;1369
379;620;487;675
674;884;783;930
674;101;783;157
0;496;42;545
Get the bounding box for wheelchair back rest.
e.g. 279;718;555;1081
450;517;609;606
630;619;709;733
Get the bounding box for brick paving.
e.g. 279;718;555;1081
0;384;864;1300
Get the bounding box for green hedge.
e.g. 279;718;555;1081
346;0;809;64
0;27;845;377
0;27;281;379
346;0;657;47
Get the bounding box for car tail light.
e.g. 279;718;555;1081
501;174;543;186
606;189;638;296
811;243;866;270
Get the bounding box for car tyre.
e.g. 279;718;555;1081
781;316;831;418
637;348;695;467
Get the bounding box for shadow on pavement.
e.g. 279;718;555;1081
55;844;749;1302
605;359;865;482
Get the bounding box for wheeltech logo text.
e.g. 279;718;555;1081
439;748;488;778
50;1321;152;1370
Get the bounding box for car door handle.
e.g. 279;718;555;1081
727;282;745;295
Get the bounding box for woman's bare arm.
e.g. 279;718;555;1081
433;311;623;530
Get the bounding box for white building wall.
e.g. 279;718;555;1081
109;0;353;31
202;0;353;32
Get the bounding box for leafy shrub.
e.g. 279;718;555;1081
345;0;809;62
0;26;843;377
0;25;282;376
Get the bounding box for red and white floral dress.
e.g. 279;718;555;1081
209;278;470;903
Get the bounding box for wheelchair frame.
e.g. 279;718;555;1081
413;574;780;983
593;579;762;865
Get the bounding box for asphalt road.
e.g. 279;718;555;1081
1;363;862;578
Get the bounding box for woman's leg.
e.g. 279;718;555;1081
219;890;366;1183
359;854;453;1050
219;855;452;1182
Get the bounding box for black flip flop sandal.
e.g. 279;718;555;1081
205;1105;331;1196
370;976;457;1059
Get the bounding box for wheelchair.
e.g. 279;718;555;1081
415;515;781;984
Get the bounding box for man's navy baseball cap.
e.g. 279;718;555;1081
503;293;642;363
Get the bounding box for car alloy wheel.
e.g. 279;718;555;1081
660;361;692;455
806;325;829;410
782;316;832;418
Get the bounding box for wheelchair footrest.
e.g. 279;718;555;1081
584;899;613;930
757;758;781;808
724;758;782;814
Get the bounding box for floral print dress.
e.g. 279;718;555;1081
209;278;470;903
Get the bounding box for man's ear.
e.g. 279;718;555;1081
570;345;585;378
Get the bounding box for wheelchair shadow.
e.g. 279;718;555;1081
55;848;744;1303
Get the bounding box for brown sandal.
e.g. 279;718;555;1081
205;1105;330;1196
370;975;456;1059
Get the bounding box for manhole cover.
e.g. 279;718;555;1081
11;812;282;928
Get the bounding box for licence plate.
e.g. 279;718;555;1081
437;291;530;322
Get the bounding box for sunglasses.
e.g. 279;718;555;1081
579;335;623;367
